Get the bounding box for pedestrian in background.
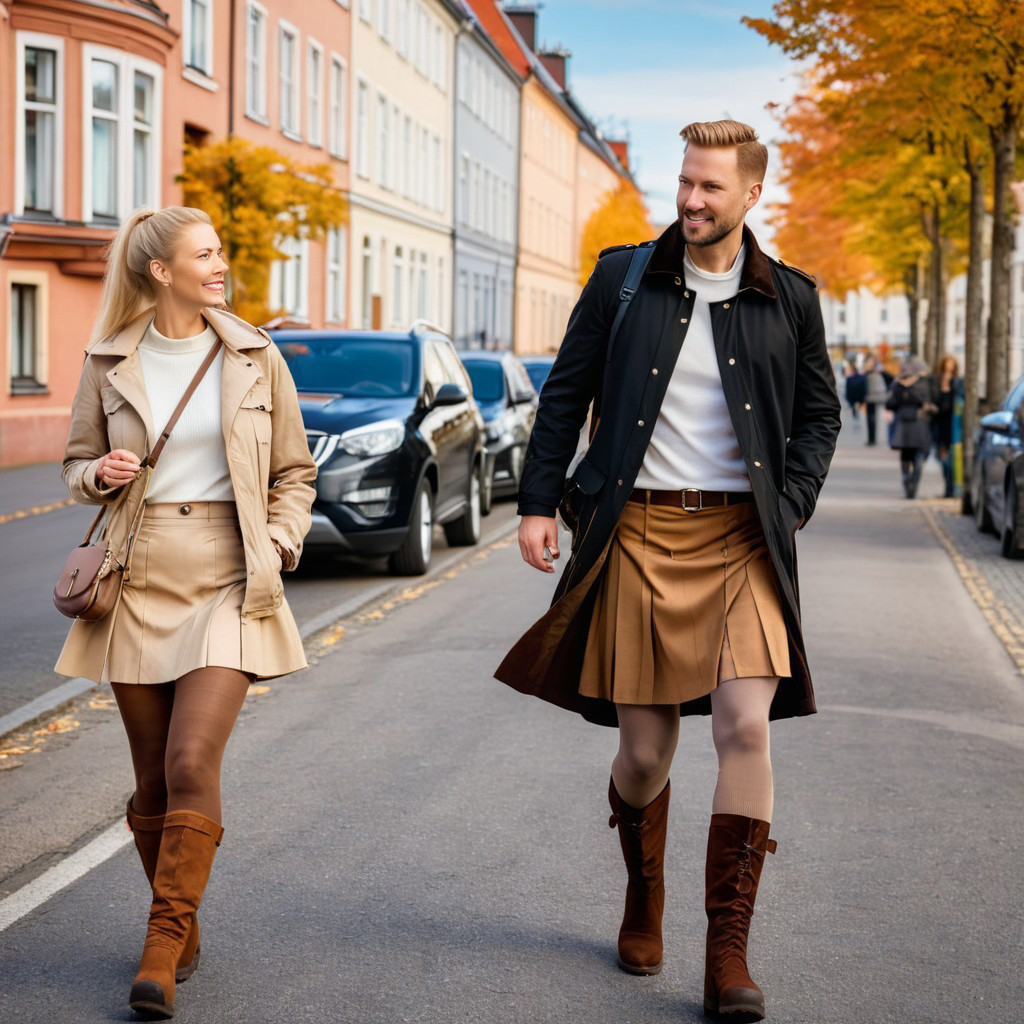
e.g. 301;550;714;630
844;357;866;424
930;355;963;498
498;120;841;1023
863;355;891;447
886;356;935;499
55;206;316;1019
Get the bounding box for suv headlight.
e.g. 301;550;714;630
339;419;405;457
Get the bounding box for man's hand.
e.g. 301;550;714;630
519;515;560;573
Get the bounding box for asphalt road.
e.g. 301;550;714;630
0;463;518;720
2;429;1023;1023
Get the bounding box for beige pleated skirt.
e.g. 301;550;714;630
73;501;306;685
578;497;790;705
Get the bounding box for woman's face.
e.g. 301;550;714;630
941;358;957;376
151;222;229;307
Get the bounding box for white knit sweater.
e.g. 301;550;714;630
635;245;750;492
138;321;234;504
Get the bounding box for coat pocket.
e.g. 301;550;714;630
241;383;273;412
100;384;126;415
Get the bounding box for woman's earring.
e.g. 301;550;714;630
162;282;170;288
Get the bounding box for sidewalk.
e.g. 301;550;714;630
0;462;68;519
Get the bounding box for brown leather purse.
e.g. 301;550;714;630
53;338;224;620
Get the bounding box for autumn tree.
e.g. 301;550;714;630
578;184;655;287
179;136;347;326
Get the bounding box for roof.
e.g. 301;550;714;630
462;0;531;78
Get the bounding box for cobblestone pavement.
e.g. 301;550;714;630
921;499;1024;675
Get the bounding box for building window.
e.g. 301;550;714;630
183;0;213;76
307;41;323;147
245;2;268;120
377;0;391;43
433;135;442;212
838;309;846;324
433;25;444;90
361;236;373;328
418;253;428;320
458;153;468;225
328;56;346;158
358;0;372;23
270;237;309;317
355;78;369;178
10;282;46;394
279;23;300;136
402;115;413;198
83;47;162;221
397;0;410;59
19;38;62;217
326;226;347;323
392;247;404;327
376;94;389;188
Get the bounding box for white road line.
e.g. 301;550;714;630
0;822;131;931
0;677;97;740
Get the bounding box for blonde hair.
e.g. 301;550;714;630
91;206;214;344
679;119;769;185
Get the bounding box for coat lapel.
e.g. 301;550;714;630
106;349;158;450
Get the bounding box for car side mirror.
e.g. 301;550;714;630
981;409;1016;436
433;382;467;407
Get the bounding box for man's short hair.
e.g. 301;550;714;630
679;120;768;185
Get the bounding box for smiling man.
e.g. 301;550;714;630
497;120;841;1021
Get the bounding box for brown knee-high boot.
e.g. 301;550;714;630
607;777;670;975
125;799;201;983
129;811;224;1020
703;814;777;1021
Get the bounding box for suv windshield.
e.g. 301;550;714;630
275;337;418;397
463;361;505;403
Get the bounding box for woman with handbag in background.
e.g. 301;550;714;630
886;356;936;499
54;206;316;1019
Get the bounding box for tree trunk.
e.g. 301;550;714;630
922;207;937;363
905;264;920;359
986;109;1016;408
962;145;987;506
925;203;947;368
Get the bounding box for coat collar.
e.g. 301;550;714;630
647;220;777;300
88;305;272;357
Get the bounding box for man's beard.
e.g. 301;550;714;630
679;211;743;247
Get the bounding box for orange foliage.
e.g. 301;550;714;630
578;184;655;287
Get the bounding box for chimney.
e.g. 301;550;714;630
608;140;630;172
504;4;537;53
538;47;570;90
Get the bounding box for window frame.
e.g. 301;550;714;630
81;44;163;223
182;0;214;80
278;20;301;139
8;272;49;396
307;39;324;148
269;235;310;319
326;225;348;324
245;1;269;122
15;32;65;219
355;76;370;179
328;54;347;159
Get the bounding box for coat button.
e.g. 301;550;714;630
674;276;682;286
754;461;762;468
744;403;752;411
652;368;659;376
723;302;731;309
680;318;688;324
728;358;736;366
618;479;624;486
638;420;645;427
178;504;191;515
684;291;690;298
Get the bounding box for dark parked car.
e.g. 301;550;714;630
271;324;486;575
519;354;556;397
458;350;537;500
970;373;1024;558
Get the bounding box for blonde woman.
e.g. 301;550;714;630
55;206;316;1019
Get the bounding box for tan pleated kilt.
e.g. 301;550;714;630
578;497;790;706
58;501;306;685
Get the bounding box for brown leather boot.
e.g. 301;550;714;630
703;814;777;1021
129;811;223;1020
125;799;201;983
607;777;670;975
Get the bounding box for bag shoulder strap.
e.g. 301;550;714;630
605;242;655;364
143;337;224;469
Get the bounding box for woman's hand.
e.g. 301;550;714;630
96;449;142;489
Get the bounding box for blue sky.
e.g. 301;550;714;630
532;1;800;242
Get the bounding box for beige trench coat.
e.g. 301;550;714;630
55;306;317;681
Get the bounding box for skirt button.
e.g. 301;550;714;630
179;504;192;516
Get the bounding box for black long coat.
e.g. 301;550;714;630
495;222;842;726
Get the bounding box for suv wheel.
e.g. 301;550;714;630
974;467;995;534
1002;479;1024;558
389;480;433;575
444;463;482;547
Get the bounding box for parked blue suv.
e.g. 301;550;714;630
270;323;486;575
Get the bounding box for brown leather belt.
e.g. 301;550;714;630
628;488;755;512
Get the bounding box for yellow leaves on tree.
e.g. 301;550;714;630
578;185;654;287
178;136;347;326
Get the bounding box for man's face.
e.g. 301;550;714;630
676;145;760;247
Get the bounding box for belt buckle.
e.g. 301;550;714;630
682;488;702;513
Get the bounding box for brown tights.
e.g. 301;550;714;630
612;674;780;821
112;667;251;822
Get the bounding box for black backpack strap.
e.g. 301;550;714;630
606;242;655;363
